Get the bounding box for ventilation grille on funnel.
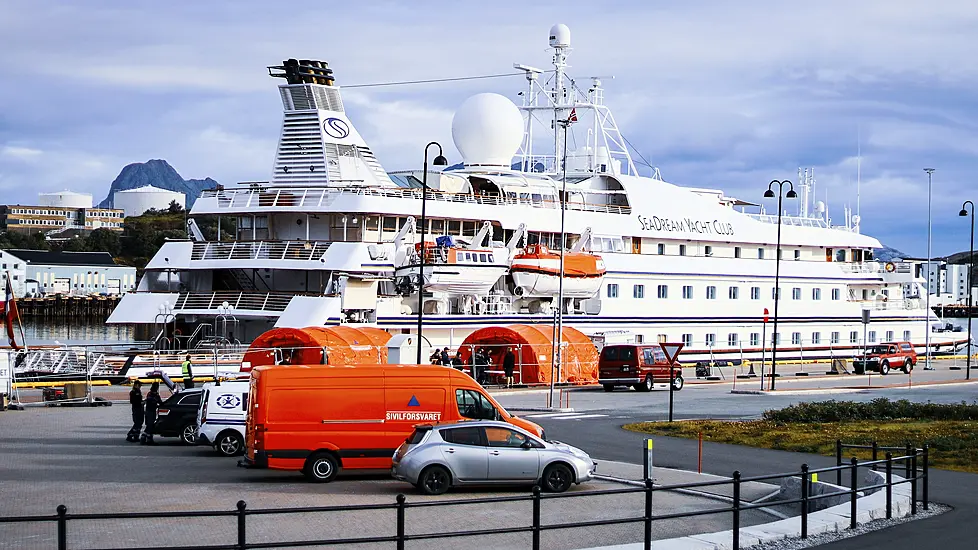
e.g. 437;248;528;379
272;112;329;185
279;86;344;112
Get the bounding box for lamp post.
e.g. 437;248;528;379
763;180;797;390
960;200;975;380
415;141;448;364
924;168;935;369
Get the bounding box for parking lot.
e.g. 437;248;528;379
0;405;781;549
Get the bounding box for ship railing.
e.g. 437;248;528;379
173;291;302;312
746;213;829;228
190;240;331;262
864;298;920;311
840;262;883;274
200;186;632;214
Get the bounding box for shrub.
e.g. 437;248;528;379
761;398;978;423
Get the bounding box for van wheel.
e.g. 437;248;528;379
671;375;684;391
637;376;653;392
541;463;574;493
602;384;615;392
304;452;339;483
880;361;890;375
418;465;451;495
903;359;914;374
216;431;244;457
180;423;197;445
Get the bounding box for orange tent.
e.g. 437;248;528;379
456;324;599;385
242;326;391;371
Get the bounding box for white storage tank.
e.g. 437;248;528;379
38;191;93;208
113;185;185;217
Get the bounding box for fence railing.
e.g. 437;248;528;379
0;444;928;550
173;292;298;312
190;240;331;262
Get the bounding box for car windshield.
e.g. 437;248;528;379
456;389;498;420
406;427;430;445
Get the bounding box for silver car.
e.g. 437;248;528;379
391;420;596;495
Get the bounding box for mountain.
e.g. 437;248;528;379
874;245;910;262
98;159;218;209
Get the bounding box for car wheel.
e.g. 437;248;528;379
419;465;451;495
303;452;339;483
880;361;890;375
541;463;574;493
216;431;244;457
602;384;615;392
180;423;197;445
636;376;653;392
903;359;914;374
671;375;684;391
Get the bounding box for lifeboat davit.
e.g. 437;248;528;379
510;244;606;298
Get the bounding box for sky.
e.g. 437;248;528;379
1;0;976;257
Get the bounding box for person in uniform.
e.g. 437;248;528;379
141;382;163;445
181;355;194;389
126;381;143;442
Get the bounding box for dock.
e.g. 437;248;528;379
16;295;122;321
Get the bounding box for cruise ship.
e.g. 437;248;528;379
107;25;964;362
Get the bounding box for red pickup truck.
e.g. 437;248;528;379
852;341;917;375
598;344;684;392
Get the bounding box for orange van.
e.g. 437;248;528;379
240;364;544;482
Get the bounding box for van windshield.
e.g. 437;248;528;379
456;389;498;420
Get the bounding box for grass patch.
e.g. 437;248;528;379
625;399;978;473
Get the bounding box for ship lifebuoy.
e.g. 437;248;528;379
173;329;182;336
885;262;896;273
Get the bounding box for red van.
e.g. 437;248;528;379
241;364;544;482
598;344;684;392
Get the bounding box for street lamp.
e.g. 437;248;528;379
960;200;974;380
924;168;935;370
416;141;448;364
763;180;797;390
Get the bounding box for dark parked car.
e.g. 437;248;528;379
154;389;203;444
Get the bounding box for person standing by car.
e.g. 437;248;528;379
126;381;143;442
503;347;516;388
141;382;163;445
181;355;194;389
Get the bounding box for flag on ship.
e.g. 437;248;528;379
1;272;20;349
567;107;578;124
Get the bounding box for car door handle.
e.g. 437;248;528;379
445;448;456;454
490;451;500;455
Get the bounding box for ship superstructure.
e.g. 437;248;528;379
108;27;965;360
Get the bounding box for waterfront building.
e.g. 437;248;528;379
4;249;136;296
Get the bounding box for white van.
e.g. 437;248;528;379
197;381;249;457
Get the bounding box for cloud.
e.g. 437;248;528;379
0;146;43;161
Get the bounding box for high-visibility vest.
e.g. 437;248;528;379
182;361;192;378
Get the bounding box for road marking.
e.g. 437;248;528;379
561;414;608;420
525;412;609;420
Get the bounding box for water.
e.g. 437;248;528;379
21;321;137;347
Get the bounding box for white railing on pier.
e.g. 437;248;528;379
199;185;632;215
191;240;331;262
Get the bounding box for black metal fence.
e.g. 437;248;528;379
0;443;929;550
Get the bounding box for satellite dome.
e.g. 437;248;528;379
549;24;571;48
451;93;523;168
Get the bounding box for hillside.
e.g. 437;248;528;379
98;159;218;209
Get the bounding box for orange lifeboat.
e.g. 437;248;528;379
510;244;606;298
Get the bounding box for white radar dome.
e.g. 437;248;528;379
452;93;524;168
815;200;826;214
549;24;571;47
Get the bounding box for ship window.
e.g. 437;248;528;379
792;332;801;345
812;332;821;344
705;334;716;347
868;331;877;343
431;220;444;234
728;333;738;346
734;247;742;258
633;284;645;299
772;287;781;300
886;330;894;341
758;248;765;259
682;286;693;299
487;253;494;263
832;288;841;300
448;220;461;235
607;284;619;298
479;253;487;262
679;244;687;256
832;332;840;344
836;249;847;262
657;243;665;255
704;245;713;256
792;288;801;300
813;288;822;300
903;330;911;341
772;333;780;345
728;287;739;300
850;331;859;344
657;285;668;299
531;193;543;204
681;334;693;347
751;287;760;300
750;333;760;346
706;286;717;300
462;221;477;237
794;250;801;260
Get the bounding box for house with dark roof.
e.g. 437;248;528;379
2;249;137;296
